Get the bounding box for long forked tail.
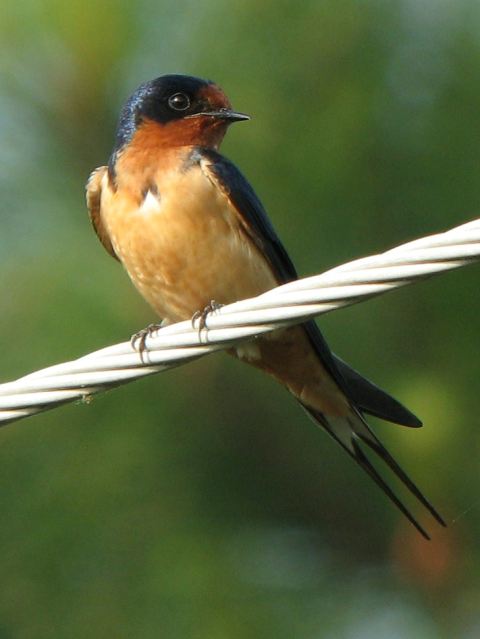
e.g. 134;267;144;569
303;405;446;540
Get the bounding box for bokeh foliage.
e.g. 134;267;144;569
0;1;479;637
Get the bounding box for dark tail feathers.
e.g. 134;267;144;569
303;405;445;540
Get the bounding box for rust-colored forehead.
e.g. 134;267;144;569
198;83;232;109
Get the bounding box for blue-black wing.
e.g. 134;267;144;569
199;147;421;428
199;148;446;537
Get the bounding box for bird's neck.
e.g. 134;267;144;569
109;117;227;190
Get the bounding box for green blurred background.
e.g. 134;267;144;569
0;1;479;637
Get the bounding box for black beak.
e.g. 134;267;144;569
187;109;250;122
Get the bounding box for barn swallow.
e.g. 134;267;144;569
86;74;445;538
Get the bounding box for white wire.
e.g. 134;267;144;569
1;217;479;425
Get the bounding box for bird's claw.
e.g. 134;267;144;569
192;300;224;336
131;322;163;361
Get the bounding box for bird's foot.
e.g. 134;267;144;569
192;300;224;336
131;322;164;361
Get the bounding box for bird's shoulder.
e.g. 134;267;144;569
193;147;298;284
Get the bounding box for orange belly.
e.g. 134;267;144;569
100;164;276;322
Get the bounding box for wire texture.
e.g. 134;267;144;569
1;217;479;426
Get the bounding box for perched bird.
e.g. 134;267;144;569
87;74;444;538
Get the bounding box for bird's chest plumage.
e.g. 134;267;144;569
100;161;276;322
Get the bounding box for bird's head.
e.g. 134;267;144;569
113;74;249;153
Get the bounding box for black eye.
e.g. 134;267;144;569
167;92;191;111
